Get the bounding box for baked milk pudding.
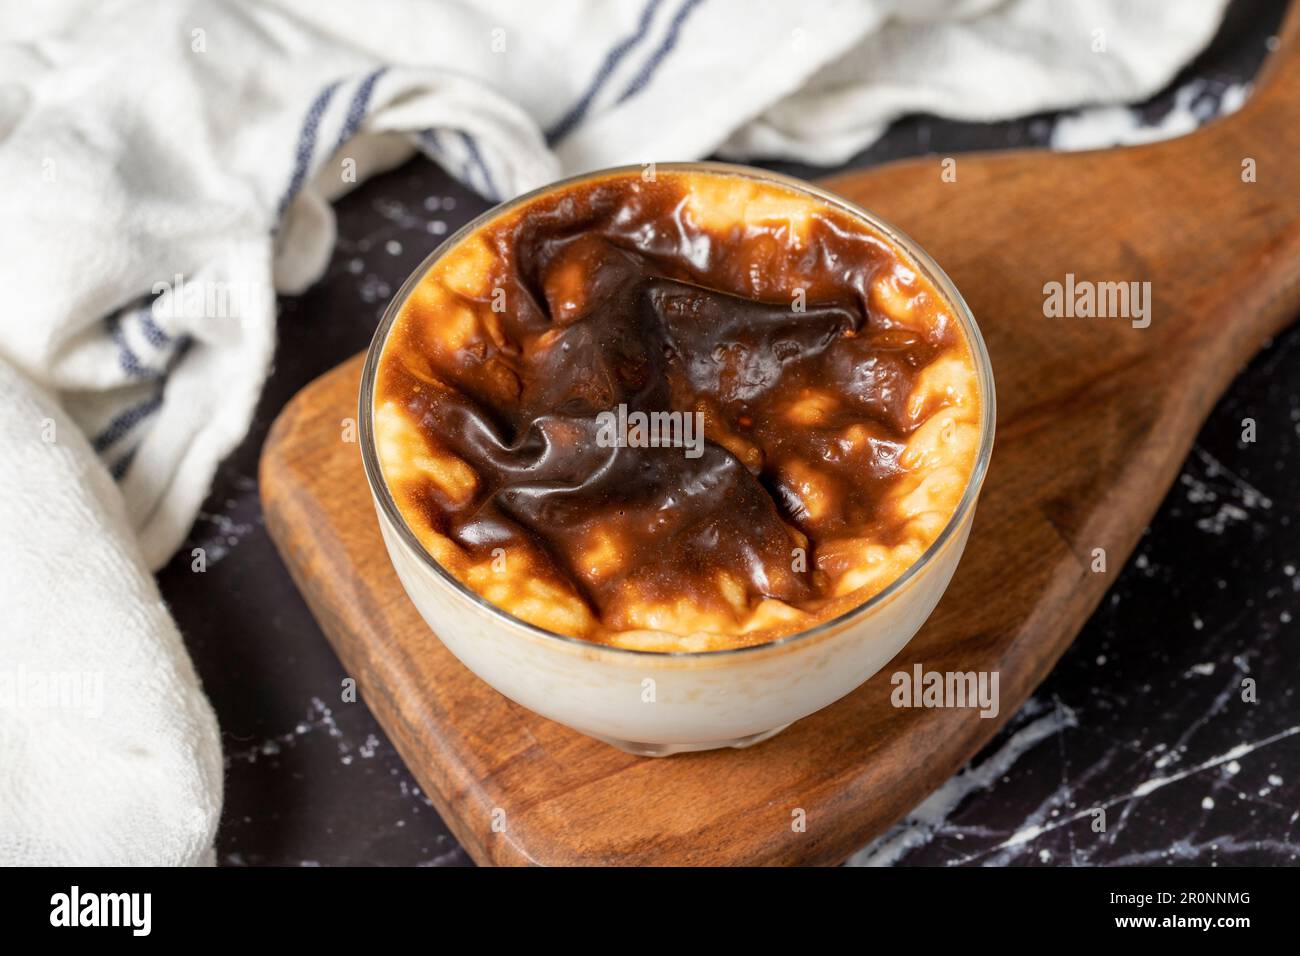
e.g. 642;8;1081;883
373;168;981;654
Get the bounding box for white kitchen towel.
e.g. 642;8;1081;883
0;360;223;865
0;0;1227;865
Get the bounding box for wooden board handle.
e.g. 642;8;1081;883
1113;0;1300;354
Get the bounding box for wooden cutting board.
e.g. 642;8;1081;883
260;8;1300;866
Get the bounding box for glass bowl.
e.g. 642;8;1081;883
359;161;996;756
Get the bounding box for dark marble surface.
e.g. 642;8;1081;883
157;0;1298;866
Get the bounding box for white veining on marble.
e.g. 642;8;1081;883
222;696;342;767
948;725;1300;865
846;698;1078;866
1182;446;1275;535
188;476;257;565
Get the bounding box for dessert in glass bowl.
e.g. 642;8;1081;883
361;162;994;754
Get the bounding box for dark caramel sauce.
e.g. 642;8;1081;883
378;172;961;636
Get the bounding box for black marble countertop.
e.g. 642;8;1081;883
159;0;1298;866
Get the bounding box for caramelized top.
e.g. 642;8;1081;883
374;169;981;651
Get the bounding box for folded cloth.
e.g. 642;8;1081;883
0;0;1227;864
0;360;222;865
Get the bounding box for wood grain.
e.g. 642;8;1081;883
260;6;1300;866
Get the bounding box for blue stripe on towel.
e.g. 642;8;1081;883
419;127;444;153
110;445;140;481
107;312;161;381
275;80;342;221
417;128;500;201
136;306;173;349
417;127;454;170
545;0;664;144
332;67;389;153
617;0;707;103
107;307;191;381
458;130;500;201
92;392;164;454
